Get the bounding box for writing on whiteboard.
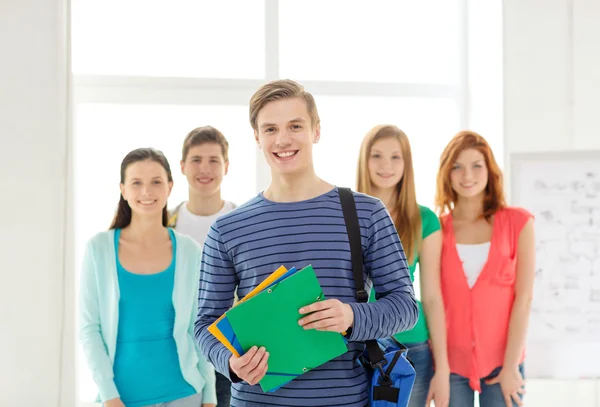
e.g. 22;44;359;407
527;170;600;341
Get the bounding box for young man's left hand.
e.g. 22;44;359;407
298;299;354;333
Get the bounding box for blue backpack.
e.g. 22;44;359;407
339;187;416;407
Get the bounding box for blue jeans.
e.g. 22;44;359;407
404;341;434;407
216;371;231;406
449;364;525;407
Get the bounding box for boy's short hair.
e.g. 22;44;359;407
181;126;229;162
249;79;321;131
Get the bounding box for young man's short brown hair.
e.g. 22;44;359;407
249;79;321;131
181;126;229;162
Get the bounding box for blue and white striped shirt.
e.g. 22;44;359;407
194;187;418;407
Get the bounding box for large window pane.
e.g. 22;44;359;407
280;0;460;84
74;103;255;243
314;96;461;208
71;0;265;78
74;103;255;401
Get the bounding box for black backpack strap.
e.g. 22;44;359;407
338;187;386;367
338;187;368;303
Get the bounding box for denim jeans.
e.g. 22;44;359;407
449;364;525;407
404;341;434;407
215;371;231;406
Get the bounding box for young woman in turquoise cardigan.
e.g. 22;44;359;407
79;148;216;407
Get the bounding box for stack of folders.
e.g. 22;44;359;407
208;264;349;392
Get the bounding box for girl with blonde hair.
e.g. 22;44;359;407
357;125;449;407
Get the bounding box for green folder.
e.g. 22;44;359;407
225;264;349;392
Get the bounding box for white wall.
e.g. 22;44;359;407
0;0;72;406
503;0;600;405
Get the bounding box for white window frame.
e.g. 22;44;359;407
73;1;468;405
73;0;468;196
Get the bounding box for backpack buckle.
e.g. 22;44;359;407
356;289;368;302
375;363;392;386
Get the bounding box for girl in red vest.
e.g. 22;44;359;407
435;131;535;407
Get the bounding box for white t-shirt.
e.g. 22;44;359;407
456;242;491;288
175;200;236;247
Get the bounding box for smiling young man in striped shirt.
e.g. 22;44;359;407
194;79;418;407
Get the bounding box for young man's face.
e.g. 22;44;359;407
254;97;320;176
180;142;228;196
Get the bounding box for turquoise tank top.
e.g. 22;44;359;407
112;228;195;407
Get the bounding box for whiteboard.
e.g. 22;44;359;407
511;151;600;379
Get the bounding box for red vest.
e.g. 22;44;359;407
440;206;531;391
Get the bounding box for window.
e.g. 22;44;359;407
71;0;266;78
71;2;468;404
279;1;461;84
315;95;460;207
74;103;255;239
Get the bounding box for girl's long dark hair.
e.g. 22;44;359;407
109;148;173;230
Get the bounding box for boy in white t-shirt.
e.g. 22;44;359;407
168;125;236;406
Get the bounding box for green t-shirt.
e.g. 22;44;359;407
369;204;441;344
